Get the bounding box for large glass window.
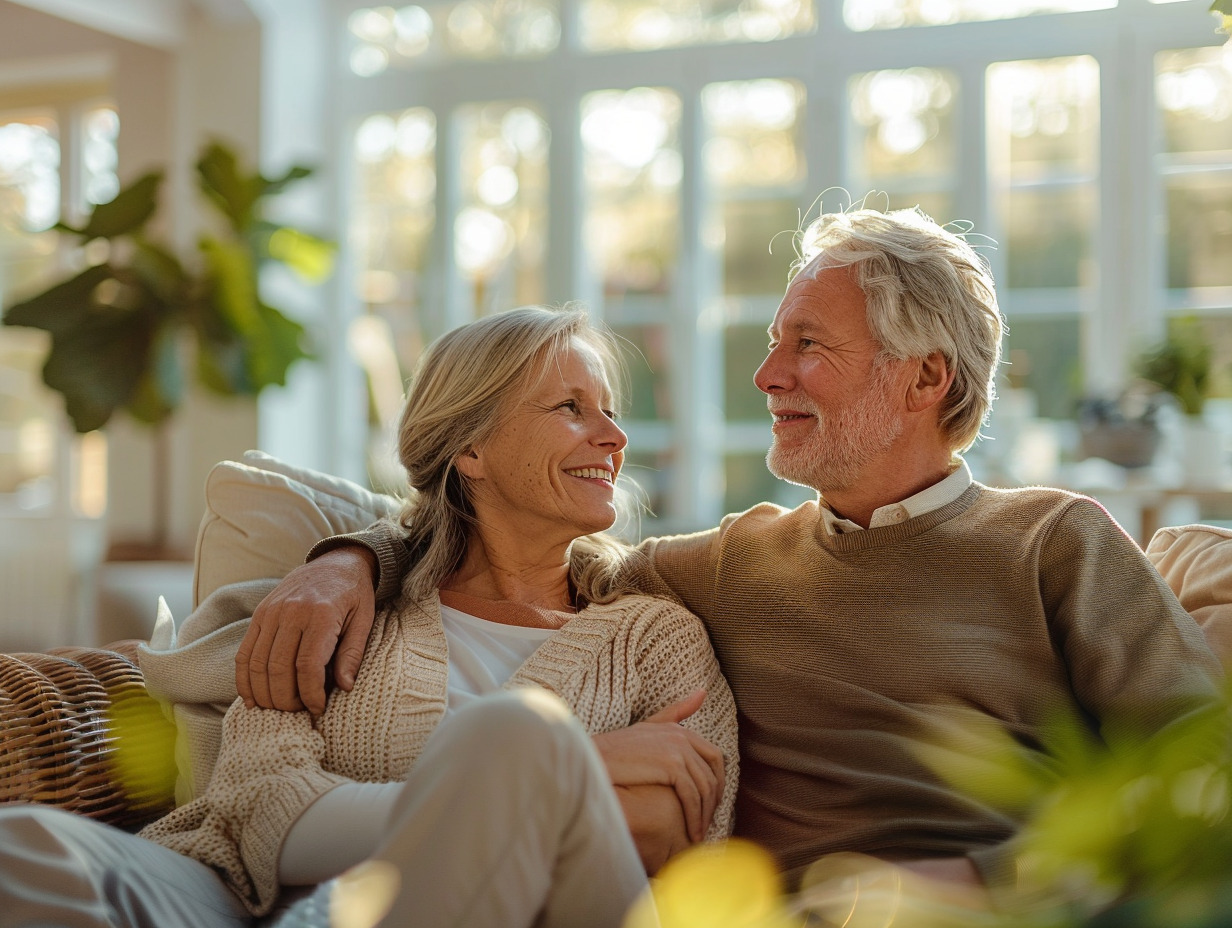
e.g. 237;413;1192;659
455;101;549;316
1157;44;1232;406
844;0;1116;31
848;66;958;220
580;0;815;52
334;0;1229;532
347;1;560;75
0;105;111;517
988;55;1099;420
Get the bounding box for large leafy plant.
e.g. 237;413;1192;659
2;140;331;433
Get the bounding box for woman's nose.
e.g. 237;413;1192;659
596;416;628;452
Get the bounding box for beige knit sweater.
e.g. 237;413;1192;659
352;483;1221;888
139;592;738;916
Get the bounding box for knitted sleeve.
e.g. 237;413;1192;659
627;599;740;840
307;518;410;604
1037;498;1221;735
138;699;349;916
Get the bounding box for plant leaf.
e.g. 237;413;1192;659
260;164;313;197
198;234;262;336
247;301;312;389
76;172;163;241
41;301;157;432
265;226;336;283
196;141;259;232
131;239;192;309
3;264;117;335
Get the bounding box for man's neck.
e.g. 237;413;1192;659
822;455;959;529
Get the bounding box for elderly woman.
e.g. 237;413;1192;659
0;306;737;928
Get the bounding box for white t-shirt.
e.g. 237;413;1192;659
279;604;556;884
438;603;555;714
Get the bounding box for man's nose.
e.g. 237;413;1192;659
754;349;788;395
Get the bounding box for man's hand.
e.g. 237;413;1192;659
591;690;725;844
615;784;691;875
236;546;380;715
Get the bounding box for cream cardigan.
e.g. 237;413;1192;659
139;591;738;916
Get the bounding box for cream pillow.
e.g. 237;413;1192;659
1146;523;1232;668
192;450;403;608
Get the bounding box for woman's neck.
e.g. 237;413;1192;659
443;537;575;612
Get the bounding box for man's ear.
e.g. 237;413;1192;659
454;448;484;480
905;351;955;413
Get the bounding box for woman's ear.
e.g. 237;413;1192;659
454;448;484;480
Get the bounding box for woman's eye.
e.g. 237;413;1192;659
558;400;580;413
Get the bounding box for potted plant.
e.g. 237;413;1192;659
1076;388;1167;470
1134;317;1226;486
2;140;334;554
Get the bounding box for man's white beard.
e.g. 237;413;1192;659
766;362;905;493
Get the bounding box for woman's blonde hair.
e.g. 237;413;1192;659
794;205;1004;452
394;304;637;606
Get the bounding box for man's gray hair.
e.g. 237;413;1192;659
794;205;1004;452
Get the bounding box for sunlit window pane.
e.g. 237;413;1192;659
611;324;672;421
1002;186;1096;289
702;78;804;299
724;324;772;420
703;79;804;189
455;102;548;316
848;67;957;224
1001;316;1083;419
82;106;119;209
582;87;681;310
723;452;811;514
844;0;1114;31
347;1;559;73
580;0;814;52
351;107;436;400
1166;176;1232;290
623;448;674;520
1157;46;1232;157
851;67;957;179
0;113;61;508
988;56;1100;180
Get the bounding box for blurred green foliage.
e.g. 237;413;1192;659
1135;318;1213;417
1;141;332;433
630;683;1232;928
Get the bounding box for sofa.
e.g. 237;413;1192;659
2;450;1231;830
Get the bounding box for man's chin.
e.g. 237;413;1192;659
765;449;819;490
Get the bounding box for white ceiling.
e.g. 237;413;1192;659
4;0;258;48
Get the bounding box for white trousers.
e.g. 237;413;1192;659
0;687;651;928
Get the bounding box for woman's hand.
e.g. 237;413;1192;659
614;784;691;875
236;547;380;715
591;689;726;844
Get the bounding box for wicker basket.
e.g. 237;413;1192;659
0;644;176;831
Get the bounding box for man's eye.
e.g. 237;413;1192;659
799;338;816;349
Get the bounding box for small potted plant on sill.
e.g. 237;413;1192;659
1076;387;1167;470
1134;317;1226;486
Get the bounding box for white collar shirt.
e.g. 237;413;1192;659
818;458;973;534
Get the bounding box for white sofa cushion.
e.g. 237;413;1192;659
192;450;403;608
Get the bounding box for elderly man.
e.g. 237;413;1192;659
239;204;1219;893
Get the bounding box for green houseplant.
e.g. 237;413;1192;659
1;140;333;552
1134;318;1212;419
